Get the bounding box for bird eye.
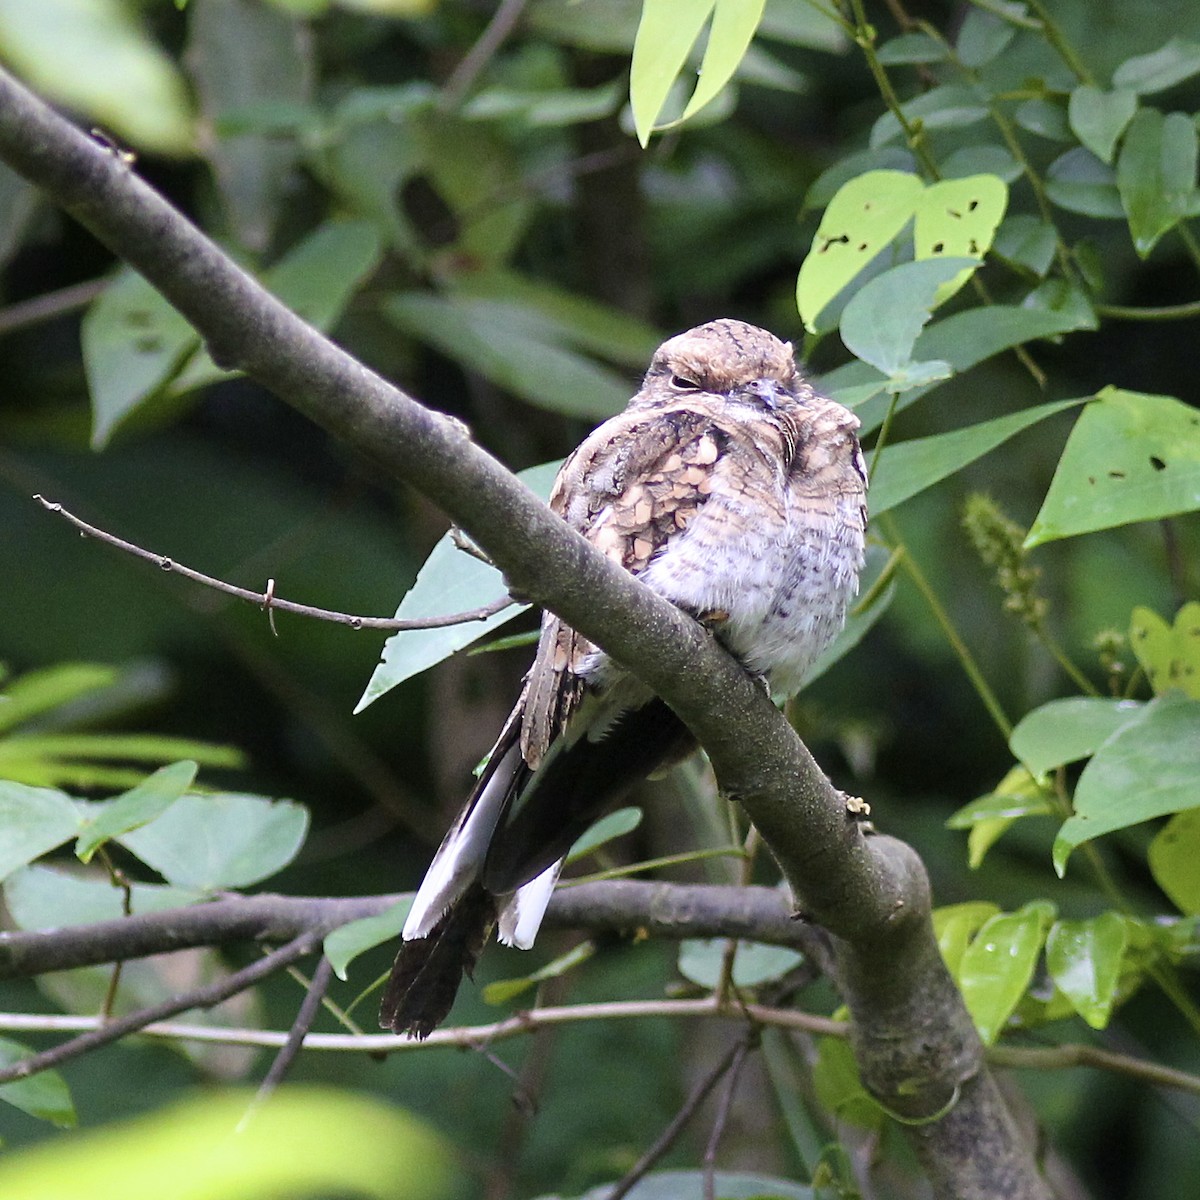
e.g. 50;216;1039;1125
671;374;702;391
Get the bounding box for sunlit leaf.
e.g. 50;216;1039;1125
933;901;1001;976
1053;694;1200;874
1129;602;1200;698
629;0;715;145
0;663;119;734
1009;697;1146;775
912;175;1008;304
119;793;310;890
797;169;923;331
946;767;1055;868
678;0;767;123
75;760;197;863
1026;388;1200;545
355;462;558;711
1045;913;1128;1029
0;1087;455;1200
957;901;1056;1043
1149;809;1200;915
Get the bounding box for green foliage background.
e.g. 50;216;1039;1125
1;0;1199;1196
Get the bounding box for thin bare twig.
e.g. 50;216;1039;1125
703;1033;757;1200
0;277;107;335
0;931;320;1085
34;495;515;632
441;0;530;110
245;954;334;1119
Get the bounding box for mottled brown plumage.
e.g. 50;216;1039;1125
380;319;867;1038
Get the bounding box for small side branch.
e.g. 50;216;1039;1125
34;494;515;632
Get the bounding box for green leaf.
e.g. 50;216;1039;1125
912;175;1009;304
958;901;1056;1044
1045;147;1124;218
677;939;804;988
812;1037;884;1132
566;807;643;863
4;864;201;930
0;1087;455;1200
1053;694;1200;874
941;144;1021;183
385;293;634;418
629;0;716;146
0;1038;75;1128
0;782;83;882
946;767;1055;868
75;760;197;864
119;793;310;890
956;8;1015;67
870;399;1083;517
933;901;1001;976
1117;108;1199;256
1010;697;1147;775
1045;913;1128;1029
876;32;948;65
1130;602;1200;698
0;663;119;733
325;901;411;981
870;84;989;148
356;461;559;711
562;1171;818;1200
840;257;974;382
1149;809;1200;914
1067;87;1138;165
680;0;768;123
1112;38;1200;95
483;941;596;1004
1015;98;1070;141
796;169;923;332
992;215;1058;276
0;732;244;771
1026;387;1200;546
0;0;194;155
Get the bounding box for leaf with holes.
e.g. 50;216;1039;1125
1129;603;1200;698
797;170;923;332
1026;388;1200;546
913;175;1008;303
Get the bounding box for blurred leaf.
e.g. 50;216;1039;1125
941;144;1021;182
0;0;194;154
0;782;83;882
912;175;1008;304
1053;694;1200;874
0;1087;455;1200
1010;697;1147;775
876;32;947;65
325;900;410;980
992;215;1058;276
1116;108;1200;256
797;169;923;332
1026;388;1200;546
186;0;314;252
958;901;1056;1044
0;1038;75;1128
385;293;634;418
75;760;197;863
1130;602;1200;697
679;0;768;123
566;806;642;862
947;767;1055;868
119;793;310;890
677;939;803;988
0;162;39;270
1045;913;1128;1029
840;257;973;383
956;8;1015;67
1045;147;1124;218
759;0;843;51
1112;38;1200;95
933;901;1001;975
483;941;595;1004
1149;808;1200;914
562;1171;817;1200
870;84;989;148
463;82;622;127
355;461;558;711
812;1036;884;1131
4;864;202;929
1015;98;1071;141
871;399;1082;516
1067;86;1138;164
0;663;119;733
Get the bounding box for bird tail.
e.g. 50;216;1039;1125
379;881;496;1037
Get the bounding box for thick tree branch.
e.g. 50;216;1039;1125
0;66;1047;1199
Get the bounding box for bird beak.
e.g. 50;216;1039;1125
743;378;788;410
